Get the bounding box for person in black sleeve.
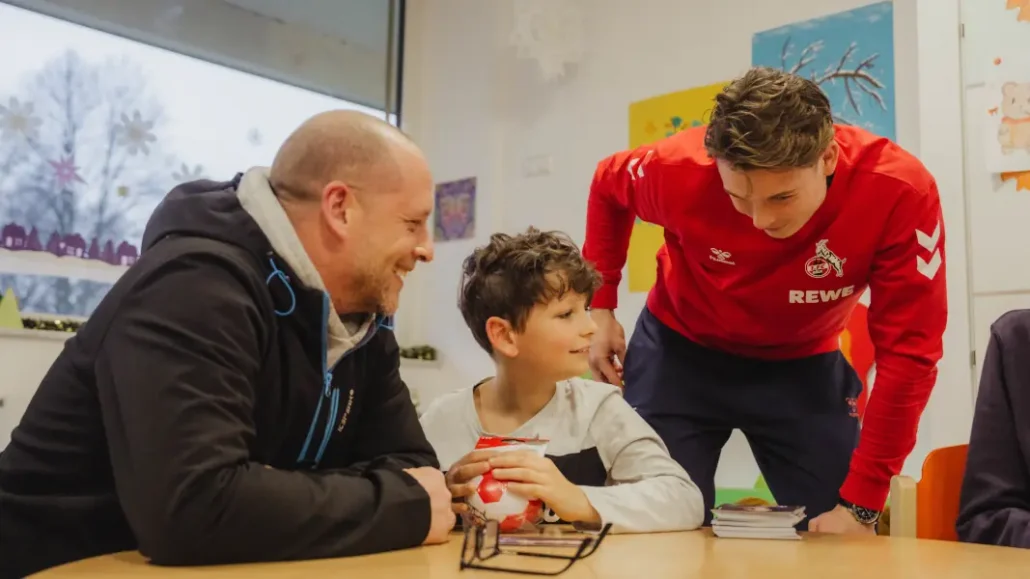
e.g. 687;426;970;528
956;309;1030;548
0;110;453;578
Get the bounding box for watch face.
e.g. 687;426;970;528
841;500;880;524
853;506;880;524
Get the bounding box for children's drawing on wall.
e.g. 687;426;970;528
986;80;1030;172
433;177;476;242
1008;0;1030;22
751;1;896;141
1001;171;1030;191
625;81;727;293
979;1;1030;173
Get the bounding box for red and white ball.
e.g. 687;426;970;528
463;436;550;532
466;470;544;532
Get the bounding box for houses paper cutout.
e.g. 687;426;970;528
0;222;138;267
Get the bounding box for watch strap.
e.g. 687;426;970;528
839;499;880;525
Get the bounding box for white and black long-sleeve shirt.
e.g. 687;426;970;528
419;377;704;533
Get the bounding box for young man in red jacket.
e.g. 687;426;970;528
583;67;947;534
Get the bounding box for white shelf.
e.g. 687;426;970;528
0;249;129;284
0;326;446;360
400;357;441;369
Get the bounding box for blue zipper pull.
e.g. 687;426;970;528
324;371;333;397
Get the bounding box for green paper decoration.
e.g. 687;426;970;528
0;287;23;329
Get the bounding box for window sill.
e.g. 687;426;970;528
0;249;129;284
0;327;73;342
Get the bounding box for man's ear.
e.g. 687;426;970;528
485;317;518;358
821;141;840;176
322;180;353;237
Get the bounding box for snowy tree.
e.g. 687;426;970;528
0;50;179;315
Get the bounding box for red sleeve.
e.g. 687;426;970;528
582;146;673;309
839;178;948;510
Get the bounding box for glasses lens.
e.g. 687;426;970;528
461;525;477;564
479;519;500;559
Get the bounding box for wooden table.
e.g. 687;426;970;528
32;529;1030;578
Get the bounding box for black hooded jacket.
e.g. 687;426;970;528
0;174;438;578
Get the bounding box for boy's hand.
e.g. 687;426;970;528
444;449;496;513
488;451;601;524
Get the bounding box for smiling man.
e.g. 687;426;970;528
0;110;454;578
582;67;947;533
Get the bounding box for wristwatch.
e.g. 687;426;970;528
839;499;881;525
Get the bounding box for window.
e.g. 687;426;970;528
0;2;403;317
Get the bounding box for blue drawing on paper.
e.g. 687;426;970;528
751;1;896;141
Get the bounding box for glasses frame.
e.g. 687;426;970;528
459;518;612;576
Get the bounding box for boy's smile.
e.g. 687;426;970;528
508;286;598;383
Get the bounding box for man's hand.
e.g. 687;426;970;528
808;505;876;535
488;451;600;524
403;466;456;545
589;309;626;386
443;449;496;514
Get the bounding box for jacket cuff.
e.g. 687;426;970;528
385;469;433;548
590;284;619;310
839;471;890;511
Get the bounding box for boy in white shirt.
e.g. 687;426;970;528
418;228;705;533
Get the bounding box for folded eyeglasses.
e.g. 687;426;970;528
460;519;612;576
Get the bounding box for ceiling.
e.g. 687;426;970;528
219;0;392;52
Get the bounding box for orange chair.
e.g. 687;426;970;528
888;444;969;540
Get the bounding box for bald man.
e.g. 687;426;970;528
0;111;453;578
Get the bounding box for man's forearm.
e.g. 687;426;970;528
839;371;936;510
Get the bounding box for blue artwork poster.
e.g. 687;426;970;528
751;1;896;141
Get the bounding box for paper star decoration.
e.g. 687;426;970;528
48;156;86;187
115;110;157;156
0;97;42;141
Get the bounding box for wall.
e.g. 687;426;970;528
959;0;1030;391
0;330;68;449
401;0;973;487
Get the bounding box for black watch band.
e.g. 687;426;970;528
839;499;880;525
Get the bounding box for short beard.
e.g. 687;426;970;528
348;266;390;315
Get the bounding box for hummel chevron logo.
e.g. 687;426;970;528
915;221;942;280
916;222;940;252
626;150;653;181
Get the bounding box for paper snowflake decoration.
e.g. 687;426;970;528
115;110;157;156
172;163;205;182
49;156;86;187
0;97;42;141
509;0;586;81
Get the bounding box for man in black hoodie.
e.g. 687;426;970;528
0;110;453;578
956;309;1030;548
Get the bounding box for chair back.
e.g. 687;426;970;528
915;444;968;541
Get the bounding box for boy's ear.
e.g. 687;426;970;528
485;316;518;358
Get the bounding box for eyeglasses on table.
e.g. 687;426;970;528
460;518;612;575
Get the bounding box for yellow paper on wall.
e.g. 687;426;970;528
625;80;728;292
0;287;23;329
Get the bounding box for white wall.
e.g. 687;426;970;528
959;0;1030;392
0;330;68;449
401;0;974;487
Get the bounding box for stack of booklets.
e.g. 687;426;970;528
711;504;806;540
